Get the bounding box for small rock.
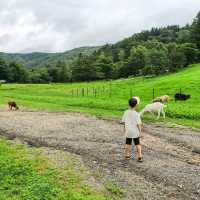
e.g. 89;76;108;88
178;184;183;189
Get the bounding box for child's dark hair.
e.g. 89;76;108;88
129;98;137;108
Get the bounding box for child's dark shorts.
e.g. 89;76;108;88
126;137;140;145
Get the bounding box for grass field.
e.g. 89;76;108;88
0;63;200;128
0;138;123;200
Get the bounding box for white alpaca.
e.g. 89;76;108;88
140;102;166;119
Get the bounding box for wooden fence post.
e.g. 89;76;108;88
102;86;105;96
109;82;112;98
81;88;84;97
130;88;133;97
71;89;74;97
153;88;155;100
94;88;97;97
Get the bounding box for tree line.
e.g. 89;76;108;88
1;11;200;83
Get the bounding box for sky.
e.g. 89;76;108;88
0;0;200;53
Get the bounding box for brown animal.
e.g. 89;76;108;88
8;101;19;110
153;95;170;103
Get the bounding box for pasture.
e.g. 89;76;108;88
0;63;200;128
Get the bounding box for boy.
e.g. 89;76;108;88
122;97;143;162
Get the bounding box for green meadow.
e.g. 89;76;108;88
0;138;123;200
0;64;200;128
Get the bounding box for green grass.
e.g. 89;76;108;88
0;64;200;128
0;138;119;200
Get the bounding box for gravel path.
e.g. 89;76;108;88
0;110;200;200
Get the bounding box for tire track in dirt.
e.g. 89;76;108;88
0;110;199;200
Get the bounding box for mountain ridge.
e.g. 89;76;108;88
0;46;100;68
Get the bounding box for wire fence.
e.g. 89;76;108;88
67;85;189;101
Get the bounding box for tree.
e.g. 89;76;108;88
118;49;125;61
127;45;147;76
0;58;9;81
179;43;199;65
47;66;60;82
56;61;71;83
167;43;186;72
38;68;51;83
191;11;200;49
72;54;102;81
59;64;71;83
8;62;30;83
95;53;113;79
145;47;169;75
177;29;191;43
29;70;41;83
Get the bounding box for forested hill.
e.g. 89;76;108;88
0;11;200;83
70;11;200;82
0;46;99;68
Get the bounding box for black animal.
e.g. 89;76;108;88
174;93;191;101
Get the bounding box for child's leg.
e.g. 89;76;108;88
124;138;132;158
134;138;142;159
136;145;142;159
125;144;131;157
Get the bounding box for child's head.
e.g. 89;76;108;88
132;96;140;105
128;98;138;108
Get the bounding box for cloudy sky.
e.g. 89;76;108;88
0;0;200;53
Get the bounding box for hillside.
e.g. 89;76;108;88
1;11;200;83
0;46;100;68
0;63;200;128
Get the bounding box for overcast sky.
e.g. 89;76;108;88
0;0;200;53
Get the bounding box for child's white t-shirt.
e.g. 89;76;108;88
122;109;142;138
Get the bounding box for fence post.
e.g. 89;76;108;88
76;88;78;97
102;86;105;96
94;88;97;97
109;82;112;98
71;89;74;97
130;88;133;97
153;88;155;100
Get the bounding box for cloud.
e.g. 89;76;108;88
0;0;200;53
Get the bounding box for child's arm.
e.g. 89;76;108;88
121;111;126;135
137;113;143;139
137;124;144;139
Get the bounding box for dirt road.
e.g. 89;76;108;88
0;110;200;200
